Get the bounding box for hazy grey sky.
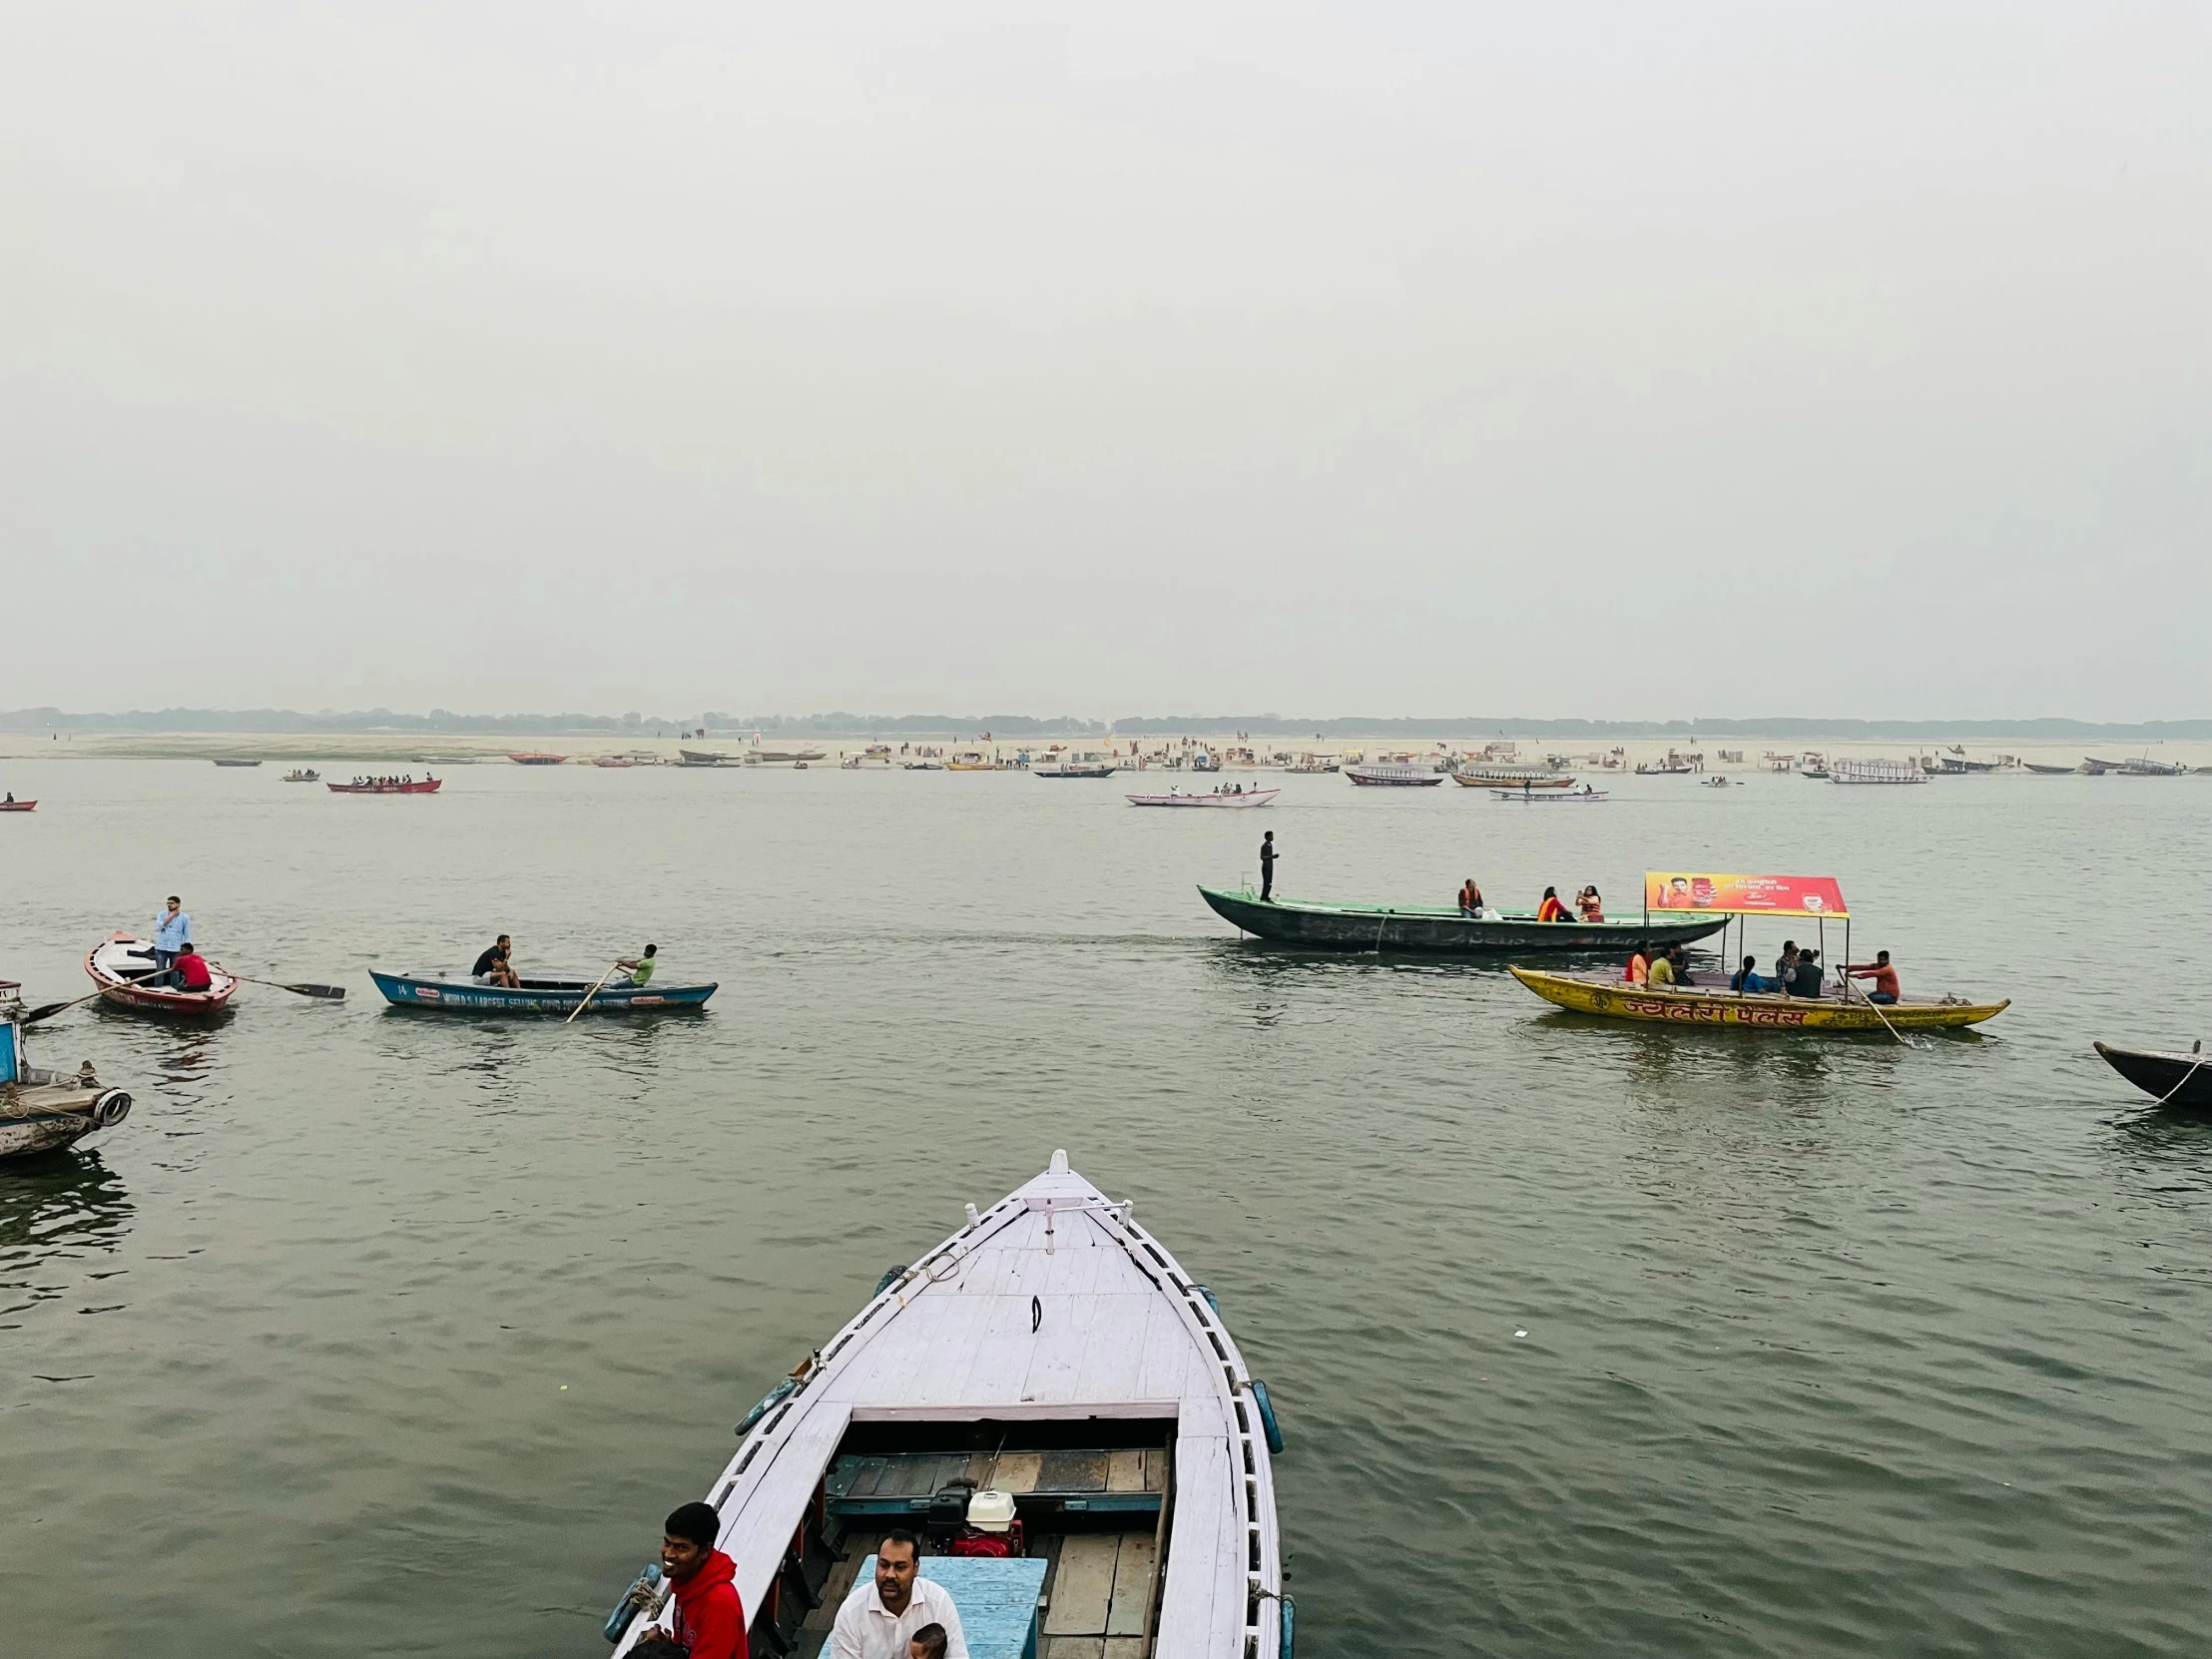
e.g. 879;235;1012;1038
4;3;2204;720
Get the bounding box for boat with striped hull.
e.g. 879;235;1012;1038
1199;886;1724;953
1508;966;2008;1031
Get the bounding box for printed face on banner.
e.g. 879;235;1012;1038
1644;872;1849;917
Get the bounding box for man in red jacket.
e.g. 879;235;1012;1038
658;1501;748;1659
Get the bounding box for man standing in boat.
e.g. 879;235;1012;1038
830;1530;968;1659
152;895;193;975
1259;830;1278;900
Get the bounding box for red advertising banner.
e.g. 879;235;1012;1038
1643;872;1849;918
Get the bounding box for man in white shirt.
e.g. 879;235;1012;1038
829;1531;970;1659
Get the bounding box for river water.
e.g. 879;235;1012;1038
3;759;2208;1658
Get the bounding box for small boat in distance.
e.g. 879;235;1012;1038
370;968;715;1015
327;776;441;795
1451;766;1573;788
1345;763;1443;787
0;799;35;813
212;758;263;768
1831;759;1928;785
1128;788;1280;808
280;770;320;784
1033;762;1118;779
591;756;636;768
85;933;240;1017
1;984;133;1160
604;1152;1285;1659
679;749;736;766
2094;1040;2212;1109
2024;762;2080;775
507;752;568;765
1491;784;1607;802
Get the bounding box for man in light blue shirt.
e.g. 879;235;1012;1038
152;895;193;974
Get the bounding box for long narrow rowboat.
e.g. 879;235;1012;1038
609;1152;1284;1659
1128;790;1279;808
327;778;442;795
508;752;568;765
1508;966;2008;1031
1199;886;1723;953
369;969;715;1014
1490;785;1606;802
86;934;240;1017
1344;764;1443;786
2094;1041;2212;1109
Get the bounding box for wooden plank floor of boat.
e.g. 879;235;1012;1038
797;1448;1167;1659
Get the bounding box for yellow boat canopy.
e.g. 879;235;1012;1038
1643;871;1850;919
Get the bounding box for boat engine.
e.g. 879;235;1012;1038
925;1477;976;1550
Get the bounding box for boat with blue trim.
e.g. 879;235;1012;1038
368;968;716;1014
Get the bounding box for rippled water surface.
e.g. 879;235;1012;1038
4;759;2209;1657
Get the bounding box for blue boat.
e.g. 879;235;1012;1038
368;969;716;1015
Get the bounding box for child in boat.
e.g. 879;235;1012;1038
909;1625;948;1659
1845;950;1901;1003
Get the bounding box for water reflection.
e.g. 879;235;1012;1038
0;1153;134;1268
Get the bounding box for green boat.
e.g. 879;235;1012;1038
1198;885;1729;955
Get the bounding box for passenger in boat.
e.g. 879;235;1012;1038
830;1529;969;1659
658;1500;748;1659
152;895;193;974
1577;885;1604;921
1730;955;1774;993
908;1626;948;1659
1773;941;1799;988
1623;943;1650;984
1790;948;1826;997
1646;947;1677;985
471;935;520;988
1536;886;1570;922
616;942;658;986
1259;830;1277;900
1845;950;1901;1003
1458;877;1483;916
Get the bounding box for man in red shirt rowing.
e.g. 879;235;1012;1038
1845;950;1901;1004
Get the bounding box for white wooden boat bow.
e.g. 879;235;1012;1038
621;1151;1284;1658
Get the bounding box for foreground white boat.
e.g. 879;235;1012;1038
613;1153;1286;1658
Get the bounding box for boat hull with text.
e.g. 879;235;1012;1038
1199;887;1724;953
369;969;715;1014
1508;966;2007;1031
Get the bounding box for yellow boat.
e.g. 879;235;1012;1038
1508;966;2009;1032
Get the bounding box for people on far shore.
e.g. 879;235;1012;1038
1845;950;1901;1004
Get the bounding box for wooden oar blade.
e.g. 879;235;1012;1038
283;982;347;999
22;1000;76;1024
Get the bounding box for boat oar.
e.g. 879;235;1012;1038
213;968;346;1000
21;988;109;1024
1840;970;1906;1046
566;962;624;1024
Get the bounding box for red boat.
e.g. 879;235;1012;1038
0;800;34;812
327;777;442;795
85;933;240;1016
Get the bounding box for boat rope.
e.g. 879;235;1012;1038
2152;1043;2210;1108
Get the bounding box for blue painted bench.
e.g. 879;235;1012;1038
855;1555;1050;1659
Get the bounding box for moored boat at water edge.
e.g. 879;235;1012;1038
1033;763;1118;779
1199;886;1721;952
2023;762;2079;775
212;758;263;768
327;776;441;794
369;968;715;1014
507;752;568;765
85;933;240;1017
1831;758;1928;785
2094;1041;2212;1109
1508;966;2009;1031
1;983;133;1160
1128;788;1279;809
606;1151;1285;1659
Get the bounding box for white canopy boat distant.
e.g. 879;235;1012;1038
1125;788;1280;808
610;1152;1287;1659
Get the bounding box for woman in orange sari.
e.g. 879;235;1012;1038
1536;885;1570;922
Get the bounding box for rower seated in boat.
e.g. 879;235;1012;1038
1457;877;1483;917
472;934;521;988
1845;949;1901;1004
616;943;658;986
1536;886;1570;922
165;943;214;993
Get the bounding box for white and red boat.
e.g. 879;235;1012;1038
85;933;239;1017
1126;787;1280;808
0;799;35;812
327;777;442;795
